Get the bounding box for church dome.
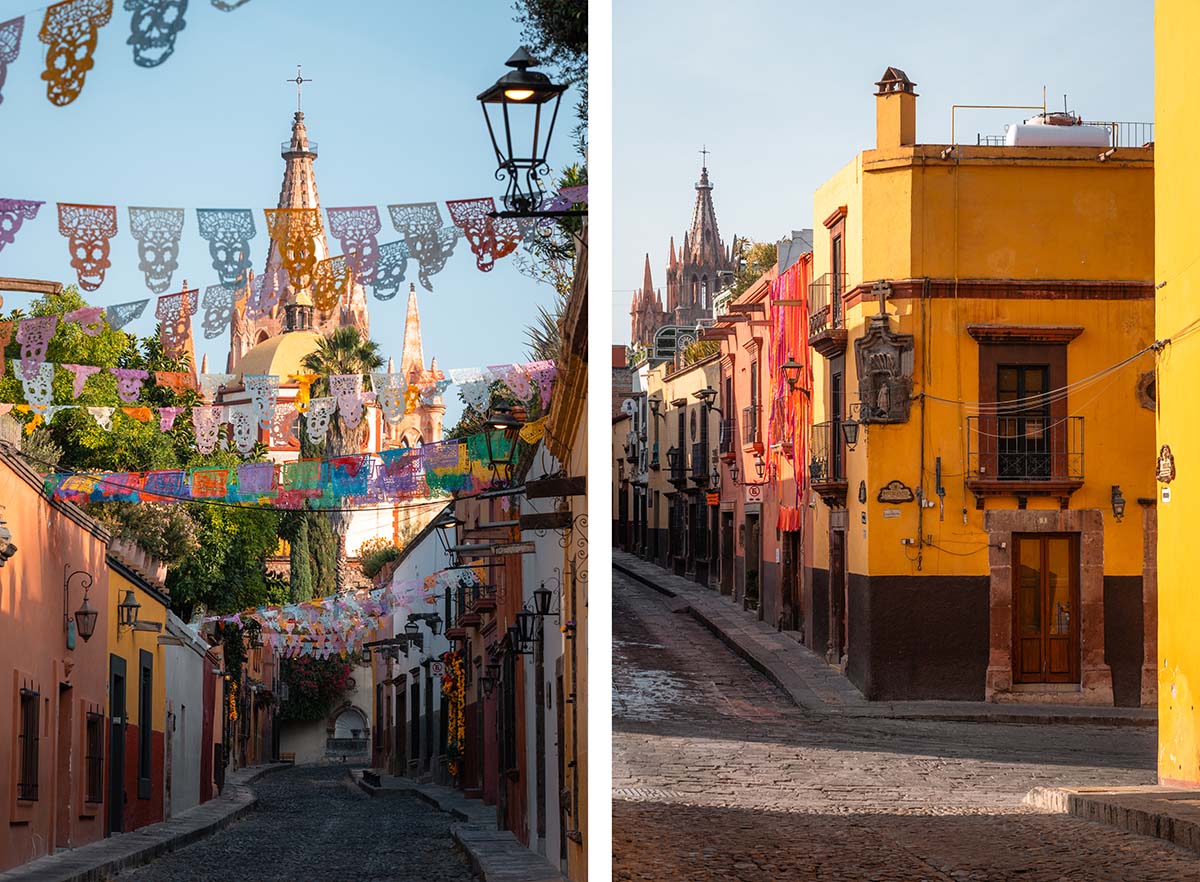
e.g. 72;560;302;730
236;329;323;380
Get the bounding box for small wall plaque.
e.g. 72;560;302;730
877;480;914;503
883;509;901;519
1157;444;1176;484
858;480;867;504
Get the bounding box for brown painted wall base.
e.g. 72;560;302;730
810;567;829;657
1104;575;1146;708
846;574;990;701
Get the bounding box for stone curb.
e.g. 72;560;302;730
0;763;292;882
351;771;566;881
615;555;1156;728
1024;786;1200;854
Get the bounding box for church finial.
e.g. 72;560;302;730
288;64;311;114
400;282;425;378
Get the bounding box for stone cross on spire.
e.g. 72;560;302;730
699;144;710;168
287;64;311;113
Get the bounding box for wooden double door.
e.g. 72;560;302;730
1013;534;1080;684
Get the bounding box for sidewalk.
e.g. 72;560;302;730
0;763;291;882
1025;785;1200;855
615;550;1156;727
353;770;567;882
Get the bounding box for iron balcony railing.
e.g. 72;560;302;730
719;417;736;454
666;447;687;484
966;415;1083;482
808;420;845;484
281;140;318;155
809;272;849;337
691;441;709;484
741;405;761;445
1080;121;1154;148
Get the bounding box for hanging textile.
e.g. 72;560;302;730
87;406;113;430
246;265;288;320
312;254;351;311
446;197;520;273
128;207;184;294
196;208;255;286
237;461;275;496
269;403;297;447
38;0;113;106
227;403;258;455
264;208;322;291
192;405;224;454
16;315;57;368
105;298;149;330
109;367;148;403
0;18;24;108
326;205;381;285
62;363;100;398
159;406;183;431
387;202;457;292
19;361;55;413
125;0;188;68
155;288;196;361
303;397;336;444
243;374;279;430
289;373;319;412
198;371;235;400
154;370;197;395
370;372;406;425
201;283;237;339
64;305;105;336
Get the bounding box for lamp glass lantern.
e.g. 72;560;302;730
1111;485;1127;522
483;403;524;479
533;581;553;616
754;454;765;480
841;417;860;451
694;386;718;410
118;589;141;628
431;508;464;556
477;47;567;215
429;613;443;636
782;357;804;392
74;594;98;642
404;620;420;639
729;458;740;485
516;609;538;645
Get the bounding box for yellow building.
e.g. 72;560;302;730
805;67;1155;705
1155;1;1200;785
105;546;169;832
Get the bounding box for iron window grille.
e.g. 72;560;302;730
809;421;846;483
741;405;762;445
85;711;104;803
808;272;849;336
18;686;39;801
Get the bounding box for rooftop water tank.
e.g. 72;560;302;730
1004;113;1111;148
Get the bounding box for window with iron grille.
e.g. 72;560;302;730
86;711;104;803
18;687;39;801
997;365;1051;479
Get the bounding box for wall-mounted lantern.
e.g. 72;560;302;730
782;357;804;392
64;564;98;647
118;589;142;630
1111;485;1127;522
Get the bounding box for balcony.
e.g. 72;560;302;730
690;441;710;486
649;441;660;471
718;417;736;459
965;415;1084;508
741;405;762;451
809;420;847;506
808;272;849;358
666;447;688;486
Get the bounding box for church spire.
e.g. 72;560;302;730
400;283;424;379
642;253;654;294
687;159;723;266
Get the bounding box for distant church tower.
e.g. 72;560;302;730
227;109;371;372
383;283;446;450
631;159;732;347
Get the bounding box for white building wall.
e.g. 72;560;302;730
279;660;373;764
163;613;208;819
386;517;453;780
521;445;566;866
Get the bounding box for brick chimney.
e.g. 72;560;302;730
875;66;917;149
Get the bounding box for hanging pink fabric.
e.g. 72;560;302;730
64;305;104;335
62;363;99;398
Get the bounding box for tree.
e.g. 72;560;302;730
300;326;384;591
730;241;778;297
2;287;280;620
512;0;587;158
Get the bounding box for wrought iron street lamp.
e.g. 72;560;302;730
477;47;569;217
782;356;804;392
1111;485;1127;522
841;417;860;451
666;447;680;471
118;589;142;629
408;612;443;636
754;454;765;480
64;564;97;645
484;403;524;482
694;386;721;415
533;581;553;617
516;609;538;646
431;508;464;556
711;466;721;488
729;458;740;485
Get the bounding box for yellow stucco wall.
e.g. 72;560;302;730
1155;0;1200;786
106;565;168;733
810;142;1154;582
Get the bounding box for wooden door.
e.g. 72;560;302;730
720;512;734;594
1013;534;1079;683
828;527;846;663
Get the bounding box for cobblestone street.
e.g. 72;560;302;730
613;569;1200;881
116;766;478;882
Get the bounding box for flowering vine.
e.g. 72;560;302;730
441;651;466;777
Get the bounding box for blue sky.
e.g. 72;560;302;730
613;0;1154;344
0;0;581;424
